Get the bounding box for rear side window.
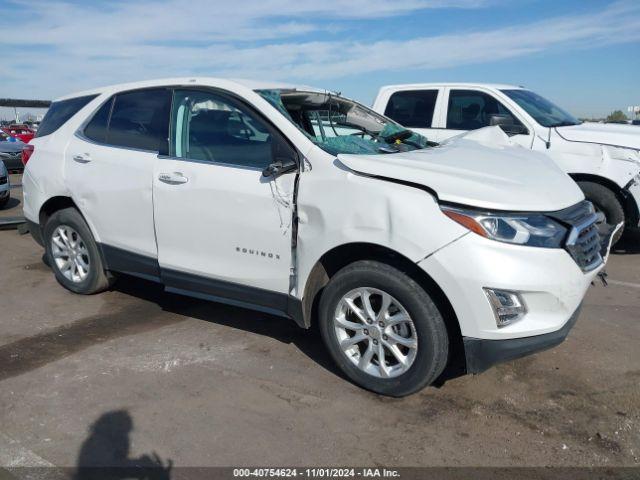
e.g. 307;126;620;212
384;90;438;128
36;94;98;138
107;89;171;151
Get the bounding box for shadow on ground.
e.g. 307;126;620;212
1;196;20;210
74;410;172;480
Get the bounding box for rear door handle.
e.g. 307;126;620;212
72;154;91;163
158;172;189;185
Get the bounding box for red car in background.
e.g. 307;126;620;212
1;124;35;143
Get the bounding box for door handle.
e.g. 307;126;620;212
72;154;91;163
158;172;189;185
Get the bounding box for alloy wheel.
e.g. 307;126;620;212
51;225;90;283
333;287;418;378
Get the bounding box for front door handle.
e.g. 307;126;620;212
158;172;189;185
72;154;91;163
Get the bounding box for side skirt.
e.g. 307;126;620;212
99;244;162;283
99;243;305;328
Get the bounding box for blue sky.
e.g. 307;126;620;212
0;0;639;119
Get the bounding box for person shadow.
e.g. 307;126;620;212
74;410;172;480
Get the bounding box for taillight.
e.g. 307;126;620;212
22;144;34;165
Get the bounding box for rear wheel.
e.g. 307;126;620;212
577;181;625;244
43;207;113;294
318;260;449;397
0;193;8;209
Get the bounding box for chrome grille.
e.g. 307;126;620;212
548;200;603;272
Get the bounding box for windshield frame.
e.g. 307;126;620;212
501;89;581;128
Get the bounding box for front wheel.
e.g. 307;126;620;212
318;260;449;397
577;181;625;244
43;207;113;294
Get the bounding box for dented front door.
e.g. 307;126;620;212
152;88;295;295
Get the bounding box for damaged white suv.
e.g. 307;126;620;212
23;78;615;396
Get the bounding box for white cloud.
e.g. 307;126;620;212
0;0;638;98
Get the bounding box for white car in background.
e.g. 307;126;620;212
23;78;613;396
373;83;640;242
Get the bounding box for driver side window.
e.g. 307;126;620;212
446;90;524;132
170;89;273;169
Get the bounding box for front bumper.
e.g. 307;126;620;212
0;152;23;172
418;232;601;340
26;219;44;246
463;303;581;374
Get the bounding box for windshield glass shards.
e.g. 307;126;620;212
256;89;433;155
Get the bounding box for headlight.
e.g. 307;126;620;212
603;145;640;164
441;205;568;248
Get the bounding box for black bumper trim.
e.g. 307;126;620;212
25;219;44;246
463;304;582;374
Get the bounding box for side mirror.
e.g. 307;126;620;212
490;114;514;128
263;137;298;178
262;156;297;178
490;114;528;136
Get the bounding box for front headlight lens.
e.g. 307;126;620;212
442;206;567;248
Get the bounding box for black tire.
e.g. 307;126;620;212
318;260;449;397
0;193;8;209
577;181;625;244
43;207;113;294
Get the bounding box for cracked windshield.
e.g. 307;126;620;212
257;89;433;155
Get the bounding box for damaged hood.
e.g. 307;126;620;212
338;135;584;212
556;123;640;149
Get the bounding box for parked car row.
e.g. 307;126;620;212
1;123;35;143
20;78;624;396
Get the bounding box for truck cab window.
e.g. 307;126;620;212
384;90;438;128
447;90;523;131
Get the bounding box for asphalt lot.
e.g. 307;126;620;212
0;176;639;471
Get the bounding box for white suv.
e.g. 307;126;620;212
373;83;640;242
23;78;612;396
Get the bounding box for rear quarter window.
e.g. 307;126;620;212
84;98;113;144
36;94;98;138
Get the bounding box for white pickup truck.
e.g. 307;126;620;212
373;83;640;241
